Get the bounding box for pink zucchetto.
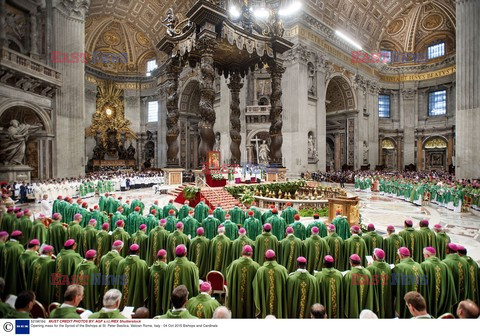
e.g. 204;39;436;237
242;245;253;254
311;226;319;234
74;213;82;220
116;220;124;227
139;224;147;230
52;213;61;220
324;255;334;263
286;226;294;234
387;225;395;231
130;244;139;252
0;231;8;238
350;254;361;262
29;239;40;246
238;228;246;235
196;227;204;235
42;245;53;253
328;224;335;231
373;248;385;260
425;246;436;255
447;243;457;251
85;249;96;259
88;219;96;225
64;239;75;247
102;223;109;230
351;225;360;233
11;230;22;237
398;247;410;256
263;223;272;231
200;282;212;292
112;240;124;247
265;249;275;259
176;222;184;229
297;256;307;264
157;249;167;258
175;244;187;256
404;219;413;227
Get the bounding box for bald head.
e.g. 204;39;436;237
212;306;231;319
310;303;326;318
457;300;480;319
133;307;150;319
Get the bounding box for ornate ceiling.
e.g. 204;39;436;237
325;76;355;113
85;0;456;75
305;0;455;51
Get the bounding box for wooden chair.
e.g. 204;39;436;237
31;300;47;318
76;307;85;315
206;271;228;303
462;195;472;212
47;302;60;315
422;191;431;206
438;313;455;319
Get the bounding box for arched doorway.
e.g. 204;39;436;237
325;75;356;171
246;129;270;165
179;79;201;169
423;137;448;171
381;138;397;170
0;104;52;180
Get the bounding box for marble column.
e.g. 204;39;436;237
334;133;341;171
51;0;90;178
165;58;181;167
417;135;423;171
267;58;286;167
378;136;383;166
401;88;416;167
198;37;217;164
447;133;454;167
30;11;39;58
397;136;403;169
456;0;480;178
228;72;243;164
316;64;327;172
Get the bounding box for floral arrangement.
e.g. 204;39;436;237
211;173;225;181
183;186;200;200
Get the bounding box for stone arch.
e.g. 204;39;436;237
179;79;200;115
381;137;397;170
325;74;357;112
0;100;53;135
422;136;448;171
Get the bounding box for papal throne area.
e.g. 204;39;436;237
0;0;479;328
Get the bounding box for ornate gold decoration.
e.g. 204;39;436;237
458;262;464;297
435;266;441;305
382;139;396;150
424;137;447;149
122;266;130;305
387;19;405;35
330;277;337;318
173;265;181;289
103;31;121;46
86;80;137;147
412;266;419;292
240;266;247;303
135;31;151;47
379;66;456;83
423;13;443;30
299;281;307;318
268;269;275;315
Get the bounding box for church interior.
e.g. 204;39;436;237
0;0;479;322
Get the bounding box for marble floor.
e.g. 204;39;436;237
22;183;480;263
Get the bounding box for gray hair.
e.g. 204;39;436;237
103;289;122;308
359;309;378;319
212;306;231;319
64;284;84;301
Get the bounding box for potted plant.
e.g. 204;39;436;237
183;186;200;200
240;189;255;208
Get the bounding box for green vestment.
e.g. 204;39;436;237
315;267;344;318
363;231;384;255
435;232;451;260
165;215;178;233
202;216;221;240
254;232;279;266
286;270;319;318
155;309;197;319
278;234;303;273
115;255;148;309
231;235;255;261
49;306;81;318
162;256;199;312
399;227;422;263
193;202;209;223
252;260;289;318
111;228;131;258
31;220;47;245
265;214;287;241
177;205;193;221
420;257;457;317
186;293;221;318
462;255;479;305
392;257;426;318
130;230;148;260
88;308;126;319
225;256;259;318
99;250;124;296
147;226;169;266
148;260;168;316
79;226;98;257
291;221;306;240
188;236;210;279
163;203;178;219
95;231;112;264
18;250;39;292
243;217;262;241
325;233;344;271
343;235;368;270
2;240;25;295
126;211;143;235
367;260;394;318
166;230;190;262
306;220;327;238
228;206;245;225
209;234;232;275
443;253;470;301
67;223;84;245
53;249;83;302
182;215;200;239
343;267;374;318
417;227;437;262
221;220;238;240
281;206;298;225
28;255;55;306
213;207;226;223
74;260;100;311
303;235;330;274
331;216;350;240
384;233;405;265
47;221;67;257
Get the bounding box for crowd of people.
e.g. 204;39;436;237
353;171;480;212
0;193;478;319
